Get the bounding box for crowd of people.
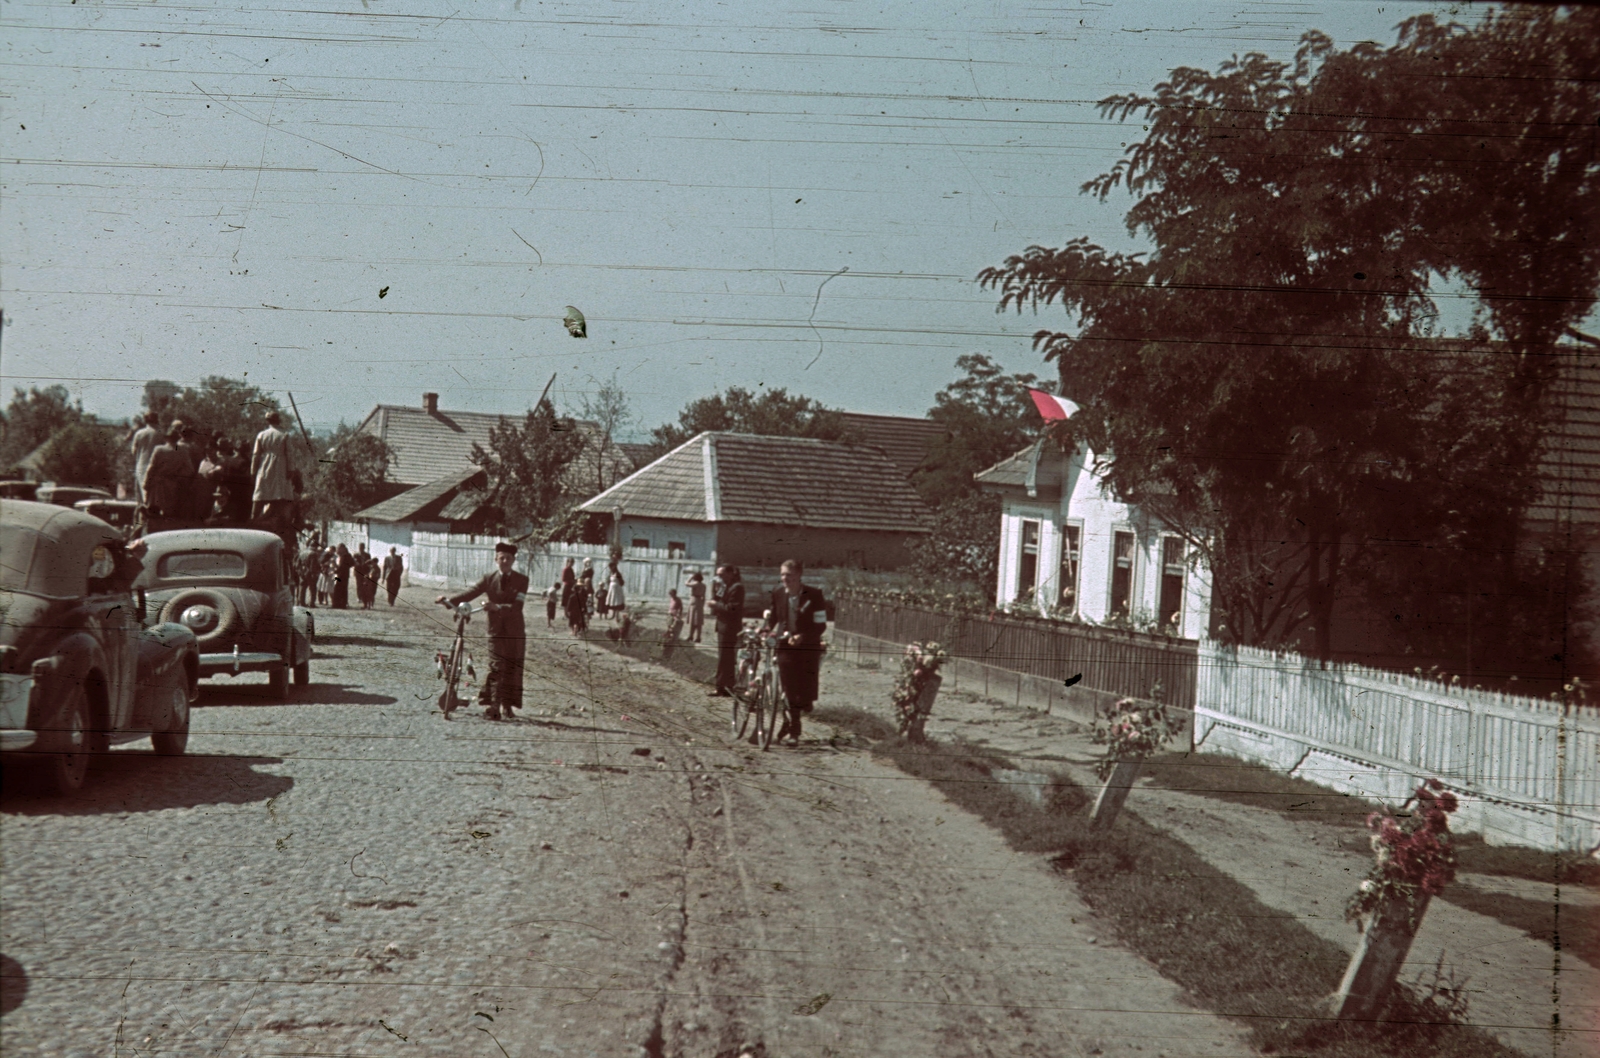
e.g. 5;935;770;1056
287;539;405;611
130;410;300;538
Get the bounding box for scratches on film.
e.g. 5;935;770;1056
804;266;849;370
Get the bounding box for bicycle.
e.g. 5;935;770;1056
730;622;784;751
435;600;480;719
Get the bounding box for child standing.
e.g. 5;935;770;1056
544;580;561;628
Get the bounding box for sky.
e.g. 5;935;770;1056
1;0;1497;437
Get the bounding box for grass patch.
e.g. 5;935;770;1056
817;705;1521;1058
1145;752;1600;889
1440;885;1600;971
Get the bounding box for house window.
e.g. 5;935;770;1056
631;537;651;550
1016;520;1040;603
1059;524;1081;611
1159;536;1186;632
1110;530;1135;617
667;541;687;558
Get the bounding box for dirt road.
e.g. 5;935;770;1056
2;589;1249;1057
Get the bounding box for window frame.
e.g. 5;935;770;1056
1058;521;1082;613
1158;535;1187;633
1015;518;1041;604
1108;528;1136;618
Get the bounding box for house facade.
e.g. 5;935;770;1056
976;441;1212;639
578;431;931;570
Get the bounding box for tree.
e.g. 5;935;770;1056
468;399;587;538
576;372;632;494
35;423;122;490
979;7;1600;669
0;385;83;471
648;386;854;456
306;423;394;523
912;354;1043;506
905;492;1002;589
156;376;285;444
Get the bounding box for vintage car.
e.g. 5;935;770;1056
0;500;199;795
135;528;313;697
75;498;140;530
36;484;113;508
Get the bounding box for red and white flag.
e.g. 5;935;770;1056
1028;389;1078;422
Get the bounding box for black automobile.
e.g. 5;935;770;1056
135;528;313;697
1;500;200;795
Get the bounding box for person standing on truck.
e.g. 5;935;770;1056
250;411;294;530
436;541;529;721
140;420;195;532
129;413;160;506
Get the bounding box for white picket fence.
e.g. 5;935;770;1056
1197;640;1600;853
405;531;707;603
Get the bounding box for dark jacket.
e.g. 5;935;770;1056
709;576;745;632
764;584;828;650
449;569;531;637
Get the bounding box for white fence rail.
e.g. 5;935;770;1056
1198;640;1600;853
406;531;707;603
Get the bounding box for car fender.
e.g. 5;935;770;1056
25;634;105;732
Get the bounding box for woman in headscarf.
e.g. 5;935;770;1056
333;543;354;609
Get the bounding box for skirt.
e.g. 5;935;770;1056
606;583;625;610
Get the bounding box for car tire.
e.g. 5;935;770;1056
268;662;289;700
43;683;91;796
160;589;241;649
151;676;190;756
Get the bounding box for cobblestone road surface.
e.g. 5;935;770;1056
3;587;1250;1057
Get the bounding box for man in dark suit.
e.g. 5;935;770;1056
707;564;745;697
438;541;529;721
763;559;828;745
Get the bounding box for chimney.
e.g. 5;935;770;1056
423;392;439;414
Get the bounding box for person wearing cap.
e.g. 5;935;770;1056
707;564;745;697
436;542;530;721
250;411;295;529
140;420;196;531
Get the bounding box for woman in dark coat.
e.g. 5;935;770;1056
566;571;592;634
333;543;354;609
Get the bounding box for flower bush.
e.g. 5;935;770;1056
1345;779;1460;928
1090;694;1185;779
891;640;950;741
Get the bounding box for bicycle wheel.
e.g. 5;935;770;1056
756;670;777;751
730;681;752;740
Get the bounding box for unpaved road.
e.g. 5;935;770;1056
2;588;1249;1058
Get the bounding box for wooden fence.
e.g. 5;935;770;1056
1198;640;1600;852
404;532;708;602
831;593;1199;711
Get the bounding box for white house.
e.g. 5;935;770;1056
975;440;1212;639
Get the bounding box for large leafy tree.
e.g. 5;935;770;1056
648;386;853;456
468;399;587;538
306;424;394;523
35;422;123;490
980;7;1600;673
153;376;286;444
575;372;634;494
0;385;83;471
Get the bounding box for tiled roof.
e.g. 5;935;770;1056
837;412;947;478
579;433;931;533
974;442;1066;502
348;403;631;492
618;442;656;470
353;467;482;523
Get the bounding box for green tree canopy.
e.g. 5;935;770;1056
36;422;123;490
153;376;286;444
980;6;1600;673
648;386;853;456
0;385;83;471
306;424;394;523
912;354;1043;507
468;399;587;539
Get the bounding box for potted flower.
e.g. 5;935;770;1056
1088;694;1183;829
1334;780;1459;1020
892;641;949;743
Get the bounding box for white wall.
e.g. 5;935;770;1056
995;446;1211;638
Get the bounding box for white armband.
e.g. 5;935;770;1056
813;610;827;624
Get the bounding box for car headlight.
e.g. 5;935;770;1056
0;673;34;728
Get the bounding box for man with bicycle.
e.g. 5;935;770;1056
762;559;828;745
436;541;529;721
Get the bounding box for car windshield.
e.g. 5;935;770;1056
158;551;247;580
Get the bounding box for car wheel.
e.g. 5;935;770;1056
268;662;289;700
293;658;310;686
43;683;91;796
151;677;190;756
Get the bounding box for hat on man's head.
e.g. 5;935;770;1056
495;541;518;556
166;419;187;439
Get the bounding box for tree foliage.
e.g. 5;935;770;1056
905;492;1002;590
468;399;587;538
912;354;1042;507
36;423;123;490
979;7;1600;676
649;386;853;456
149;376;287;444
0;385;83;471
575;372;634;494
306;424;394;523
